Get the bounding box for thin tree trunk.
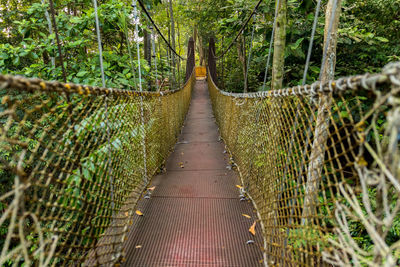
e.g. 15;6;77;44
198;35;205;66
268;0;287;257
119;31;124;56
42;0;55;68
302;0;342;224
49;0;67;83
144;29;151;67
236;35;247;92
177;18;181;86
271;0;287;90
193;26;197;63
177;18;181;56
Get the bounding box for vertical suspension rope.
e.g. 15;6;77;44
245;14;256;92
93;0;106;87
132;0;143;91
283;0;323;228
93;0;114;217
301;0;340;225
261;0;280;91
124;9;138;89
132;0;148;183
302;0;322;85
152;27;159;91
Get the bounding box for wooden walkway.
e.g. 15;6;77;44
122;79;263;266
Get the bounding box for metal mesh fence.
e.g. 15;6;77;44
0;70;194;266
208;63;400;266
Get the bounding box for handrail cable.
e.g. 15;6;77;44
136;0;185;60
216;0;264;60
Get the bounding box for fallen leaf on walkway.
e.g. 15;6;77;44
242;214;251;219
236;185;243;189
136;210;143;216
249;221;256;236
148;186;156;191
179;162;184;168
135;245;142;249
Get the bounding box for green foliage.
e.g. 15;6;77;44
183;0;399;92
0;0;185;91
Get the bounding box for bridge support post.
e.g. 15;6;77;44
185;37;195;82
302;0;343;225
208;37;217;84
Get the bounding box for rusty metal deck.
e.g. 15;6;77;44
122;80;263;266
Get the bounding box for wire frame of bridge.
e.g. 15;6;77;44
209;63;400;266
0;71;195;266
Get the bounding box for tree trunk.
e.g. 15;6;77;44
177;18;181;85
198;35;205;66
236;35;247;92
144;29;151;67
119;31;124;56
271;0;287;90
302;0;342;224
42;0;55;68
193;26;198;64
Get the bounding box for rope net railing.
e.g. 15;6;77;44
208;62;400;266
0;70;195;266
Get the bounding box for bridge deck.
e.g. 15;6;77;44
122;79;263;266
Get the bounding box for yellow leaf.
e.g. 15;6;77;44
135;210;143;216
125;211;129;217
249;221;256;236
1;96;9;105
236;185;243;189
242;214;251;219
135;245;142;249
148;186;156;191
357;157;368;167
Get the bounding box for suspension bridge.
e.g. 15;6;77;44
0;0;399;266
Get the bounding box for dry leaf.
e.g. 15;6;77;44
249;221;256;236
135;210;143;216
148;186;156;191
236;185;243;189
357;156;368;167
242;214;251;219
135;245;142;249
125;211;129;217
